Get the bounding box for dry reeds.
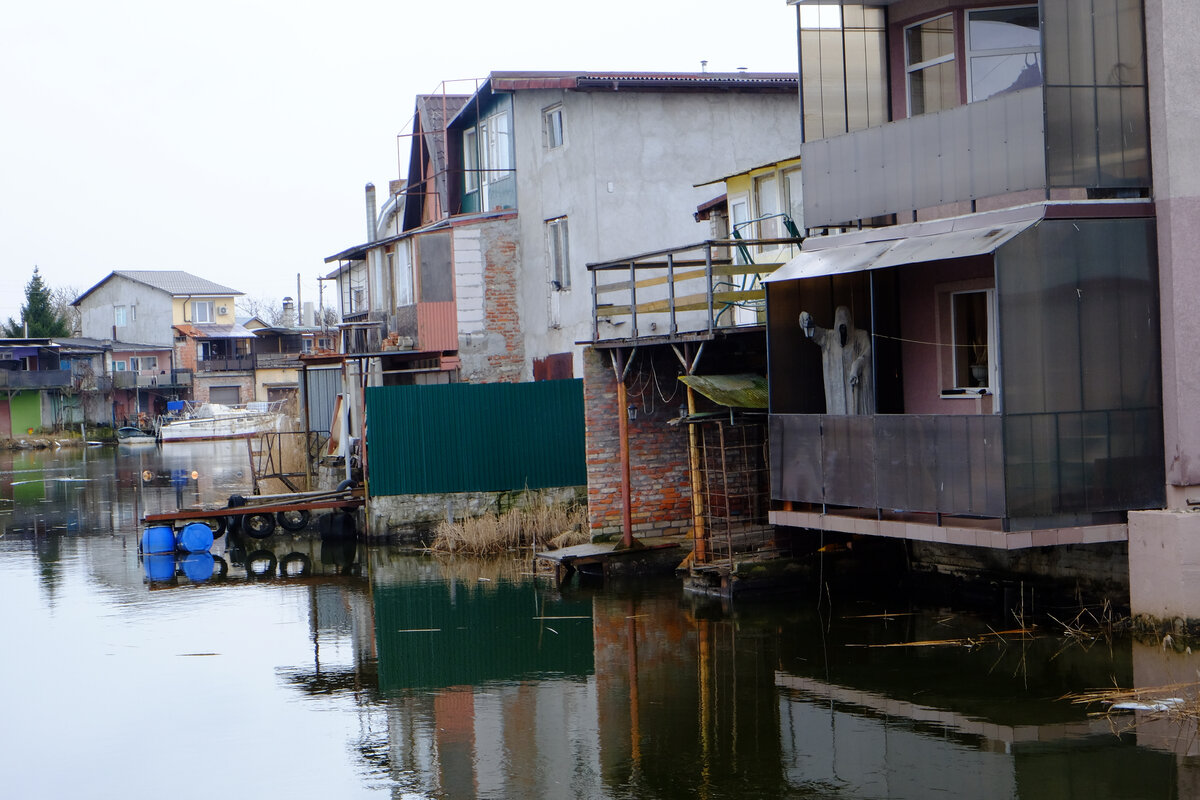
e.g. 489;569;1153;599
431;499;588;556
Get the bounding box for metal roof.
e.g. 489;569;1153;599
678;373;768;409
73;270;243;306
487;71;798;92
765;208;1045;284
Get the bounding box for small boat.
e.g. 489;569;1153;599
158;401;286;442
116;426;158;444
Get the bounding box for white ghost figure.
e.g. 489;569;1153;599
799;305;874;415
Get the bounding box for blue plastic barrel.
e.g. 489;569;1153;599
180;553;215;583
143;554;176;582
140;525;175;554
176;522;214;553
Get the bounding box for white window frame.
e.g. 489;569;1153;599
114;306;127;327
729;194;751;265
130;356;158;373
395;239;414;307
463;127;479;193
948;288;998;394
193;300;214;323
546;217;570;291
113;360;126;371
965;5;1041;103
905;13;957;117
543;104;565;149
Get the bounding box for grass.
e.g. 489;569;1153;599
431;497;589;556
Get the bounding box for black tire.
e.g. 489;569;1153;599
335;479;357;492
243;512;276;539
186;516;227;538
278;552;312;578
276;508;311;532
212;555;229;580
245;550;277;578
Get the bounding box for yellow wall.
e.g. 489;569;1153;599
254;367;299;401
171;296;238;325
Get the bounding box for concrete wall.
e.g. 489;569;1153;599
1128;0;1200;624
78;275;174;346
583;348;692;539
454;217;525;383
192;372;255;405
513;88;802;379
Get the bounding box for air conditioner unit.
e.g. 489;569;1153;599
217;306;228;315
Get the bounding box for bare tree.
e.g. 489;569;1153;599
237;296;286;326
51;285;81;336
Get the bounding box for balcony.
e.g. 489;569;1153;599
112;370;193;389
588;238;798;345
197;356;257;373
771;407;1162;532
0;369;72;389
801;88;1046;229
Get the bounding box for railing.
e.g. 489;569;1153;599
588;237;799;344
112;370;193;389
800;87;1045;228
198;356;257;372
770;408;1164;524
0;369;72;389
254;353;304;369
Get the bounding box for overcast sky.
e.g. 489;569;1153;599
0;0;799;328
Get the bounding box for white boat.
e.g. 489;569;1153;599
158;402;286;442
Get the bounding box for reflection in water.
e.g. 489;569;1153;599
0;444;1198;798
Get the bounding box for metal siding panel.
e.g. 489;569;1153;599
368;381;586;496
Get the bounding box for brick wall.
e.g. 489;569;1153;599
457;218;525;384
583;347;693;539
193;373;255;404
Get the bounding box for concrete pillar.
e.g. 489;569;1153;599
1130;0;1200;624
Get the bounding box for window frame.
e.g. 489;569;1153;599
937;284;998;398
114;306;127;327
193;301;214;324
964;4;1041;103
905;13;958;117
543;104;565;149
546;216;570;291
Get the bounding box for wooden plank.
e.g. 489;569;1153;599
143;497;363;524
594;263;785;296
596;290;766;317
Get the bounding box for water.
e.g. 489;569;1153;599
1;442;1198;798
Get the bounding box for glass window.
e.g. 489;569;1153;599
193;301;214;323
754;173;781;239
799;4;887;141
463;127;478;192
783;168;804;233
114;306;127;326
906;15;958;116
543;105;564;149
395;239;414;307
546;217;570;291
113;360;126;371
967;6;1041;102
951;290;993;390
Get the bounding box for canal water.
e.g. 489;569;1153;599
2;442;1199;799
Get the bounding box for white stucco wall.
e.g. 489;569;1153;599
77;275;175;346
510;88;801;378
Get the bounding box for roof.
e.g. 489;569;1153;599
73;270;243;306
678;374;768;409
486;71;798;93
765;205;1051;284
695;154;803;188
173;323;257;340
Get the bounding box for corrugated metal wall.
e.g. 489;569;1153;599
367;379;586;496
304;366;341;434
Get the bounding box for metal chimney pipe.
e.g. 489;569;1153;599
365;183;378;243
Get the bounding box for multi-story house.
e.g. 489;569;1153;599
753;0;1194;620
73;270;247;413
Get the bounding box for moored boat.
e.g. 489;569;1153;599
158;402;285;442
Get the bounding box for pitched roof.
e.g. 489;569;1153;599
73;270;243;306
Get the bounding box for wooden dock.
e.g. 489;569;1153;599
142;487;363;533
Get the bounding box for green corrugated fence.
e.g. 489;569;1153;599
366;379;587;496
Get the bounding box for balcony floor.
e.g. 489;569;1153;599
770;507;1127;550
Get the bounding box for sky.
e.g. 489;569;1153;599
0;0;800;328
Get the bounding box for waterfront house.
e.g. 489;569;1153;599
751;0;1200;621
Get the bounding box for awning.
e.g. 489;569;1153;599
765;216;1039;283
678;373;768;409
175;323;257;340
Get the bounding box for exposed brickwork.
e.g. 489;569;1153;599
583;347;693;539
457;218;525;384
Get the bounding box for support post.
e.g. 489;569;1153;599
614;349;634;548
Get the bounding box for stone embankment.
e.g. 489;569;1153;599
2;437;92;450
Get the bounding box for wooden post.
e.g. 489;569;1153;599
687;384;707;562
616;350;633;548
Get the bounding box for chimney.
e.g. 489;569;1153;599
302;301;315;327
282;297;296;328
365;183;378;243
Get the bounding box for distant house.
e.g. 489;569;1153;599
73;270;249;407
0;339;96;435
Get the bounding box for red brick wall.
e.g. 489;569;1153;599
481;225;524;383
583;347;693;539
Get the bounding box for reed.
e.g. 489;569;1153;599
431;496;588;555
